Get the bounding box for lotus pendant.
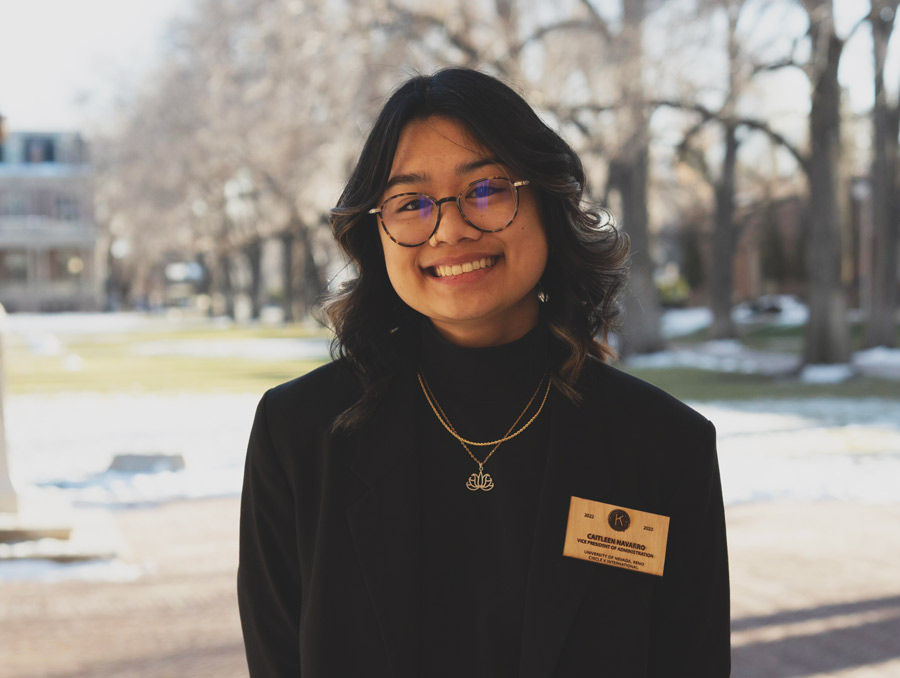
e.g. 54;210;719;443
466;467;494;491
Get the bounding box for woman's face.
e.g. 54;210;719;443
378;116;548;347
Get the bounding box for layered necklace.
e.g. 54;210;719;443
417;368;552;491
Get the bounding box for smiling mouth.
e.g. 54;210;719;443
429;256;498;278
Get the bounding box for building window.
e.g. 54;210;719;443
24;137;56;163
1;192;29;216
35;190;55;218
48;249;85;281
0;251;28;282
57;195;80;220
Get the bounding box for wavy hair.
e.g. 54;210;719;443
327;68;629;431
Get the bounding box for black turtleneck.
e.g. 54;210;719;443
416;320;552;678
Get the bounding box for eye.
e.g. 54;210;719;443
464;179;511;201
396;195;432;212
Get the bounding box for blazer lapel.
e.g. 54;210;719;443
520;385;612;678
346;373;420;678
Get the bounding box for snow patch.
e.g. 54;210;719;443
625;342;799;375
853;347;900;380
691;400;900;506
800;364;855;384
5;393;900;510
132;337;330;361
661;307;712;338
0;558;142;583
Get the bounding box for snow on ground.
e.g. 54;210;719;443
4;312;172;335
626;340;801;375
0;558;143;583
132;337;330;361
2;392;898;582
628;342;900;381
629;331;900;381
692;400;900;505
854;346;900;380
4;393;899;509
5;393;260;507
799;363;856;384
662;296;808;339
661;307;712;338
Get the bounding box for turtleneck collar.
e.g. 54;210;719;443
418;318;549;403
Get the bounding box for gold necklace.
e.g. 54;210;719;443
418;369;551;491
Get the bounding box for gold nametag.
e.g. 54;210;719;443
563;496;670;577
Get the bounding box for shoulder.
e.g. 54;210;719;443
581;358;712;435
576;359;719;507
257;359;361;438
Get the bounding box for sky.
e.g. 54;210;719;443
0;0;188;132
0;0;894;134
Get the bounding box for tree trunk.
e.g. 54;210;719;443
617;0;664;356
709;122;739;339
221;251;236;320
866;0;898;348
280;230;296;323
244;237;263;321
708;3;743;340
803;2;850;364
297;220;327;320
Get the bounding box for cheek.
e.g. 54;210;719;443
379;234;419;296
522;223;549;280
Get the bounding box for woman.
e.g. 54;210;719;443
238;68;730;677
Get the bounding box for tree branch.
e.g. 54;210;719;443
568;98;810;174
735;118;808;173
577;0;613;41
511;19;605;58
383;2;481;64
845;8;874;42
749;35;807;78
750;56;804;77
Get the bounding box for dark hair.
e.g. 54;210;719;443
328;68;629;431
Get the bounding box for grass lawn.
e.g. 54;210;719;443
5;325;330;395
624;367;900;402
5;319;898;400
672;319;900;355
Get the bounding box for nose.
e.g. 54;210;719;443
429;197;482;246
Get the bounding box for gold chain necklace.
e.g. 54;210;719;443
417;369;551;491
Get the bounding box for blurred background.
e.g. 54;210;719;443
0;0;898;676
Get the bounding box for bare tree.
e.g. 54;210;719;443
97;0;372;320
667;0;748;340
800;0;851;363
867;0;899;348
654;0;860;363
380;0;666;354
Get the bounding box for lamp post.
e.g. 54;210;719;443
0;304;17;514
0;115;17;514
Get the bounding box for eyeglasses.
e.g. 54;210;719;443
368;176;530;247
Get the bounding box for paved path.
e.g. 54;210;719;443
1;498;898;677
1;498;246;678
729;502;900;677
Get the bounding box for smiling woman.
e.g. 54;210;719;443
375;116;548;347
238;68;731;678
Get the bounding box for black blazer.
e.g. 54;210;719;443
238;357;731;677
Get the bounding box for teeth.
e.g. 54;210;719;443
434;257;496;278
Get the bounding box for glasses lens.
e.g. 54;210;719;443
381;194;437;245
460;178;517;231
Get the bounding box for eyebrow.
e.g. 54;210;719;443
383;157;502;193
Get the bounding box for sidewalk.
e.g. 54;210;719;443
729;502;900;677
0;498;246;678
1;497;898;677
